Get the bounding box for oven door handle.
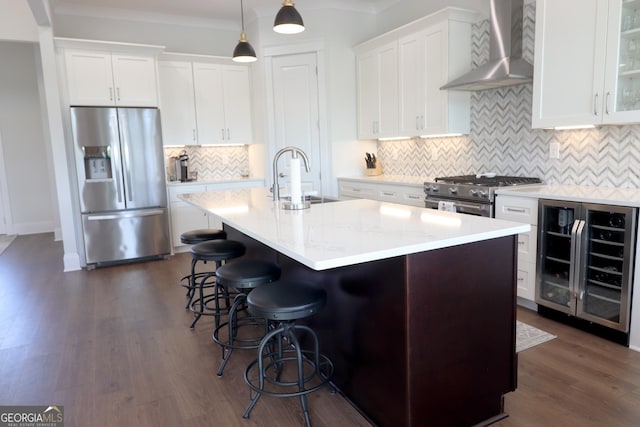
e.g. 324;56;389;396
425;198;490;216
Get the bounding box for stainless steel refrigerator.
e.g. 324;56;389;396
70;107;170;267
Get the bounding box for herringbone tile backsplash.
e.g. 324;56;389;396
378;2;640;188
164;145;249;181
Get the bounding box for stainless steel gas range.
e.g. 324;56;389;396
424;174;542;217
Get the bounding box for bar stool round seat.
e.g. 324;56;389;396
212;259;281;376
179;228;227;309
180;228;226;245
243;280;334;427
188;239;246;329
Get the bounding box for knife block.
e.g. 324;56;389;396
364;163;382;176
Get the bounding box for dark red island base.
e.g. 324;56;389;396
225;224;518;426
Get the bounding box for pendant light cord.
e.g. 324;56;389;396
240;0;246;32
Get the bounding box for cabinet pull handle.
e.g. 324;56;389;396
416;116;420;130
382;192;394;196
594;93;599;116
606;91;611;115
408;195;420;199
116;87;121;101
421;115;425;130
518;240;525;245
221;128;225;140
192;129;196;141
227;129;230;140
109;87;113;101
506;207;526;213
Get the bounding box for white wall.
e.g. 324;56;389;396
0;42;55;234
0;0;38;42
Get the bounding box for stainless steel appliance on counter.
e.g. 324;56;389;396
424;174;542;217
537;200;637;343
71;107;171;268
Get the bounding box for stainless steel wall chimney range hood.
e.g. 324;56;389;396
441;0;533;91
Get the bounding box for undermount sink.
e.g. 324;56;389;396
305;195;340;204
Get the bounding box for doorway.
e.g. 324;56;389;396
269;52;322;195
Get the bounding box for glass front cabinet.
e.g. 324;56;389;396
537;199;637;332
606;0;640;121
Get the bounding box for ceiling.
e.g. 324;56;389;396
51;0;397;28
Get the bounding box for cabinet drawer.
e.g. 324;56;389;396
168;183;207;202
339;183;376;199
516;260;536;301
378;188;401;203
495;195;538;225
516;225;538;264
402;190;425;207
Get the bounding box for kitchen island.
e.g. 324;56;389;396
180;188;530;426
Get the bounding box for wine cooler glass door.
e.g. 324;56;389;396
536;200;581;313
575;204;637;332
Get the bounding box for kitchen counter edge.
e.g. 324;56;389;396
496;184;640;208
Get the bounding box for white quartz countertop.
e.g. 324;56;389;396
166;177;264;187
179;188;529;270
496;184;640;207
338;175;433;186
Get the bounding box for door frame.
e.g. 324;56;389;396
263;40;330;197
0;129;13;235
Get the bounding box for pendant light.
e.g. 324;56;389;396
232;0;257;63
273;0;305;34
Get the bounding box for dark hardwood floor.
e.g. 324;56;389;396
1;233;640;426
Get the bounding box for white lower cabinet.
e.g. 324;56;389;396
168;180;264;250
495;195;539;302
338;179;425;208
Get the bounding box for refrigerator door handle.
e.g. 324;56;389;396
119;113;134;203
111;113;124;204
572;220;587;302
86;209;165;221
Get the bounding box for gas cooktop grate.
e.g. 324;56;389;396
434;175;542;186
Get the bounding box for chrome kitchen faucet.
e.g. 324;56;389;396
272;146;311;202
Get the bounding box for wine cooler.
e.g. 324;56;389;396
536;199;637;335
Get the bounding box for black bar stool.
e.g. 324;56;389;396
242;280;334;427
212;259;281;377
179;229;227;309
188;239;246;329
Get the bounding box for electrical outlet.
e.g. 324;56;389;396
549;142;560;159
222;153;229;165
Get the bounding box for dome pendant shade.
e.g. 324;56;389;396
274;1;304;34
233;32;257;63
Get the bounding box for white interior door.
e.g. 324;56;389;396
271;53;321;194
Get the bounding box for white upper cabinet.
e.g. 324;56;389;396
356;42;399;139
158;61;198;146
399;20;471;136
533;0;640;128
64;49;158;107
158;58;252;146
355;8;475;140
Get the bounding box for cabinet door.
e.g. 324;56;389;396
377;42;399;138
170;203;209;246
192;63;226;145
602;0;640;123
356;51;380;139
158;61;197;146
64;50;115;106
399;33;426;135
221;65;253;144
111;54;159;107
423;23;448;135
532;0;609;128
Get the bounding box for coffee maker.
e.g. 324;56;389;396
174;151;189;182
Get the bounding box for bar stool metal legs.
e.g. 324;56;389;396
211;259;281;376
241;280;334;427
187;239;245;329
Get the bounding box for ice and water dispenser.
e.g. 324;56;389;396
81;146;112;180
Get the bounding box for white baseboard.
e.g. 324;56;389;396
12;220;55;235
63;252;82;271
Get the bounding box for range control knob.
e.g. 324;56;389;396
478;190;488;198
448;187;458;194
470;189;478;197
429;185;439;192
